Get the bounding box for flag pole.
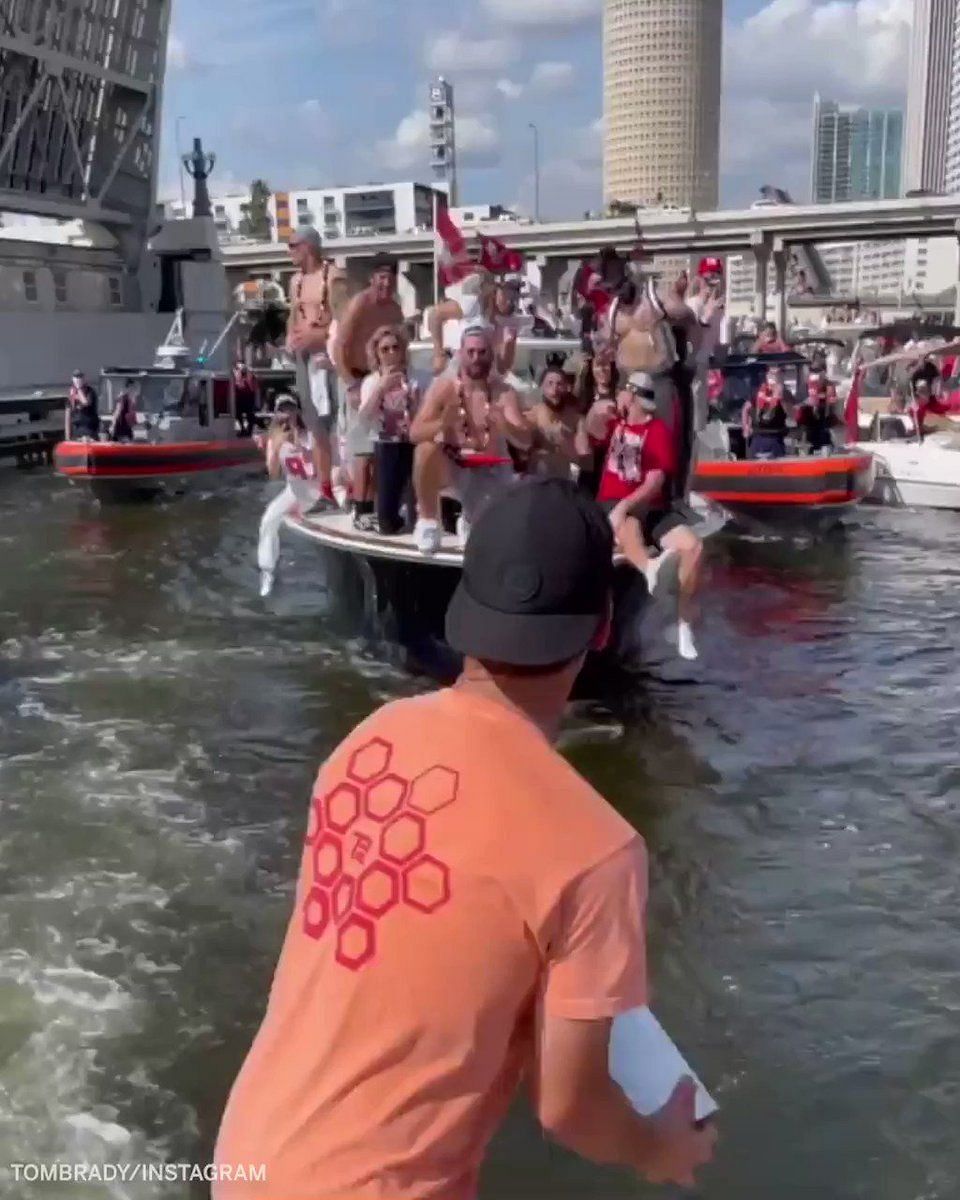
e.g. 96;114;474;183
432;189;440;307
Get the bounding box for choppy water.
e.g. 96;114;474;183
1;471;959;1199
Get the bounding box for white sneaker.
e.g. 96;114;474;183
414;519;442;556
643;548;680;599
456;515;470;550
677;619;699;661
259;569;275;598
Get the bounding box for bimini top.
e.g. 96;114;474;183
718;350;811;373
857;321;960;343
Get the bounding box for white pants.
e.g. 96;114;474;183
258;486;300;573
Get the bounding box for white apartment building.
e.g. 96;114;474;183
944;0;960;192
275;182;438;242
602;0;722;211
903;0;956;193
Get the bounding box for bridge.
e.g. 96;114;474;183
223;194;960;325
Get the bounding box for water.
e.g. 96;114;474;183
1;472;959;1199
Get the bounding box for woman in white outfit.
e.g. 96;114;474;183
257;396;322;597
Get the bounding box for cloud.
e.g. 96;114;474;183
496;78;525;101
529;61;576;95
297;99;336;142
720;0;912;204
375;109;501;172
425;30;517;73
480;0;601;30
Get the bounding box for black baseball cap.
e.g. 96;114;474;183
446;478;614;667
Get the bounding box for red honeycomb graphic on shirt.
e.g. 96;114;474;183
301;739;458;970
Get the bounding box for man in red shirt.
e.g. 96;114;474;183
593;371;704;661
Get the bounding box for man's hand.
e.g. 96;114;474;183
608;500;630;537
642;1078;717;1188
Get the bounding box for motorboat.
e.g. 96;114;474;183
54;314;262;500
690;350;874;530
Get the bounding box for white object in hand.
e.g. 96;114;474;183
609;1007;717;1123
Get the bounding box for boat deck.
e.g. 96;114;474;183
287;510;465;568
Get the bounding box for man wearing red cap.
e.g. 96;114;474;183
686;258;727;435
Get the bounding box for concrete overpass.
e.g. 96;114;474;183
222;194;960;325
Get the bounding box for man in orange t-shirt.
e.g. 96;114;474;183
214;478;715;1199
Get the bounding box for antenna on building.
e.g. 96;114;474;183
429;77;458;206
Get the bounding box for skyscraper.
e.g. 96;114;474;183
603;0;722;211
904;0;955;193
944;1;960;191
811;95;903;203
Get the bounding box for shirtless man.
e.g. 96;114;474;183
528;365;591;480
286;227;348;505
333;254;405;528
410;326;531;555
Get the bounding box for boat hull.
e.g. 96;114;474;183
690;452;875;526
54;439;262;500
858;439;960;510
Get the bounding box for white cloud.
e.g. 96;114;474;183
481;0;601;30
496;78;525;101
297;99;335;142
425;30;517;74
375;109;501;172
721;0;912;204
529;61;576;95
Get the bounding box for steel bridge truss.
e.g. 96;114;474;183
0;0;170;228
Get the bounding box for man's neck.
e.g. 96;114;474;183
454;662;570;742
301;255;323;275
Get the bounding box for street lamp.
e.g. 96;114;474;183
529;123;540;223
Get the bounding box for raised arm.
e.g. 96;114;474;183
493;384;532;450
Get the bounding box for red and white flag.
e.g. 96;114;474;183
434;201;474;288
478;233;524;276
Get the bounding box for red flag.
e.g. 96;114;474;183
478;233;524;276
844;367;862;444
434;201;473;288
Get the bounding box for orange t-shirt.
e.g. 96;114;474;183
213;688;648;1200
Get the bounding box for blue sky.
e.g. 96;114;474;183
160;0;912;216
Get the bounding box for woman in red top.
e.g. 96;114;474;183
592;372;704;661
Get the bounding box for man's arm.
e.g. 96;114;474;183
535;1016;713;1186
573;415;591;460
410;377;458;444
493;384;532;450
610;469;666;519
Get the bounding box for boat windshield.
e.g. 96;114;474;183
103;374;208;418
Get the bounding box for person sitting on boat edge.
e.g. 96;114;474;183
409;324;532;556
594;371;703;662
333;254;406;532
356;325;426;536
212;477;716;1200
66;371;101;442
109;379;138;443
742;364;793;459
257;395;323;598
526;362;592;481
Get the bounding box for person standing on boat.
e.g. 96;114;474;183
743;365;793;459
213;477;716;1200
594;372;703;662
257;396;323;598
575;348;620;496
356;326;426;535
332;255;405;532
66;371;100;441
410;325;531;555
686;259;727;434
527;364;592;480
108;379;138;443
427;270;522;378
286;227;347;508
233;359;259;438
796;360;838;453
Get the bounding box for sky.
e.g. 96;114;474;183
159;0;913;217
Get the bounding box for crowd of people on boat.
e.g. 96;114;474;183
261;227;726;660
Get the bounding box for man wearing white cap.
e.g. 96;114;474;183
592;371;704;661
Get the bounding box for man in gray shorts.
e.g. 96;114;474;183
286;226;347;506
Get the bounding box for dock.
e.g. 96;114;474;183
0;386;66;469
